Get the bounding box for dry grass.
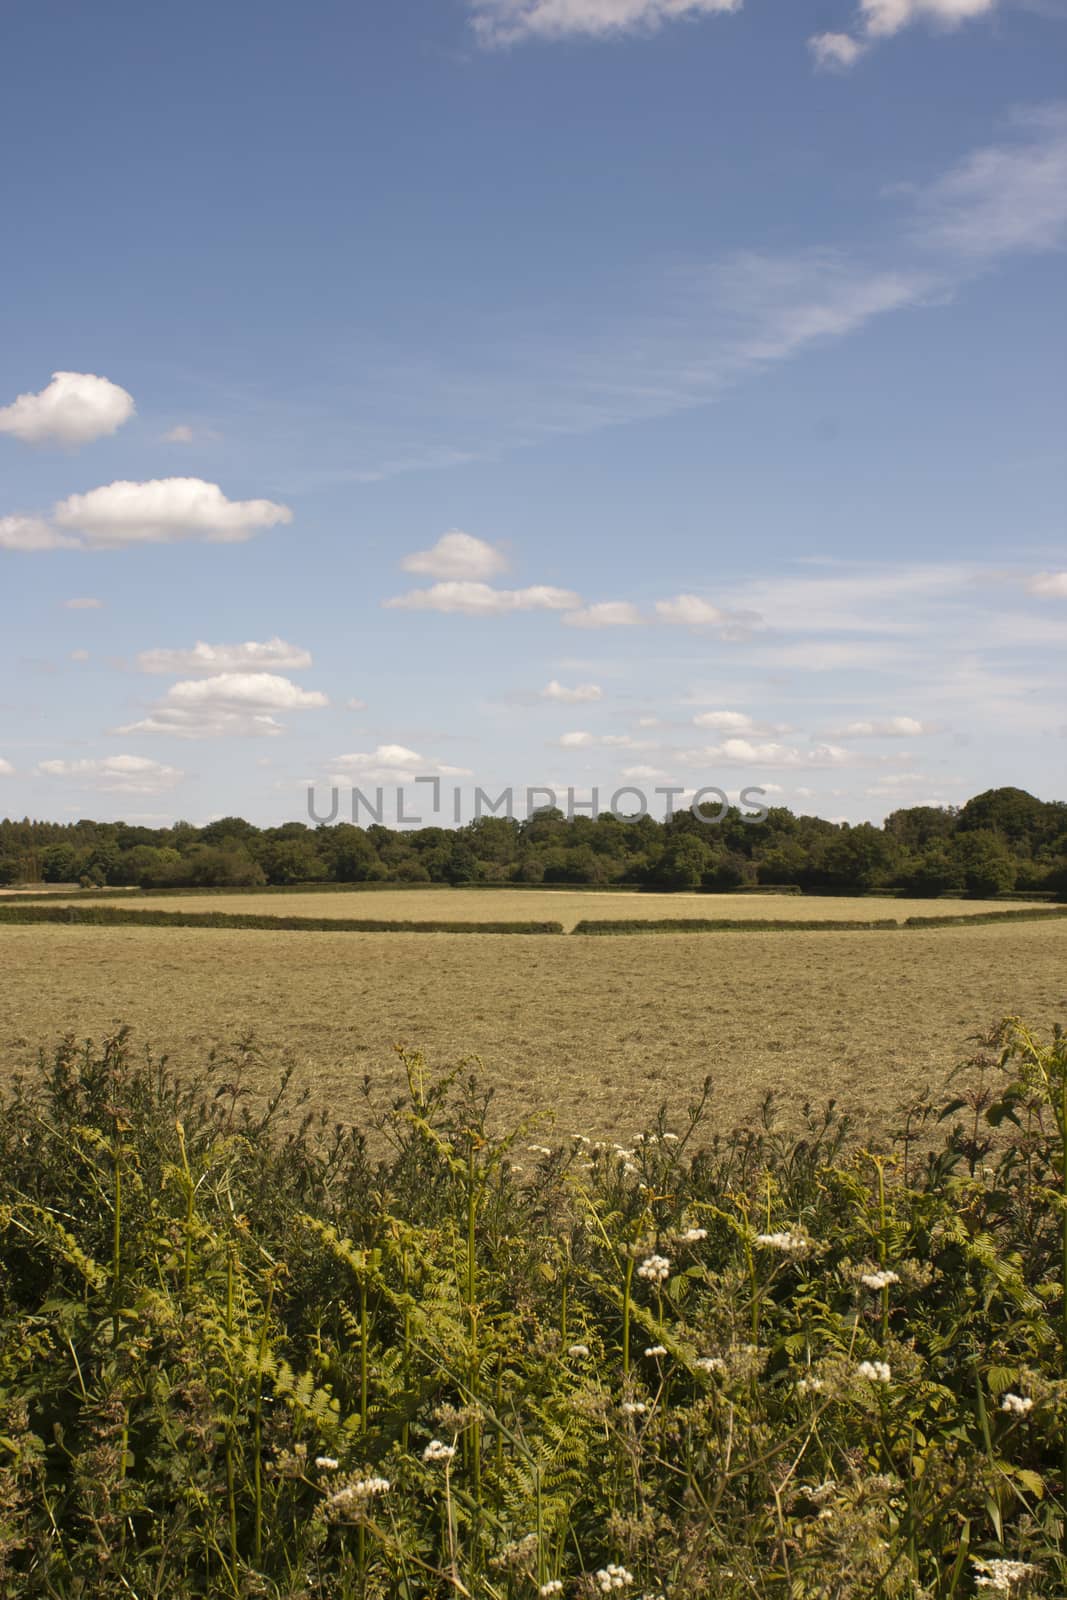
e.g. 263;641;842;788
3;916;1065;1145
32;886;1022;932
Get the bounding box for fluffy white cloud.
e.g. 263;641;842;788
0;371;134;447
1028;571;1067;598
136;638;312;675
809;31;865;67
682;738;855;768
118;672;327;738
692;710;755;732
0;515;77;551
541;679;603;702
655;594;724;627
562;601;643;628
384;581;579;615
838;716;935;736
859;0;995;38
63;596;103;609
471;0;740;47
52;478;292;547
557;730;651;749
401;530;507;580
0;758;13;776
36;755;183;794
332;745;472;784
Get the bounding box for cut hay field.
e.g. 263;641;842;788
27;885;1026;931
3;915;1065;1144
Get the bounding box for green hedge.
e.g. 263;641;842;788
571;916;901;934
0;904;564;935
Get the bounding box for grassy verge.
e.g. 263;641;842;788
0;1022;1063;1597
0;904;564;934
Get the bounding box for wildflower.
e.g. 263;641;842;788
795;1376;824;1394
856;1360;891;1384
663;1132;679;1141
755;1230;807;1254
528;1144;553;1157
680;1226;707;1242
422;1439;456;1462
860;1270;900;1291
972;1557;1038;1591
621;1401;648;1416
636;1253;671;1284
1000;1392;1034;1416
644;1345;667;1358
567;1343;591;1358
315;1455;340;1470
325;1476;390;1513
695;1356;726;1374
539;1584;564;1597
596;1564;635;1591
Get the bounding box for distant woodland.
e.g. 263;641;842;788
1;787;1064;899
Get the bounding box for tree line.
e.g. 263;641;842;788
0;786;1064;899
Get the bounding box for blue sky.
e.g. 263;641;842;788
1;0;1064;828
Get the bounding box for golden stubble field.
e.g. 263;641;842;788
3;917;1065;1145
29;887;1022;930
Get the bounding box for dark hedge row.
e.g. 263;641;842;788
0;904;565;935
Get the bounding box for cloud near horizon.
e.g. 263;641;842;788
35;754;183;794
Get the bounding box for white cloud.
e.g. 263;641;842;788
70;649;90;663
0;371;134;447
859;0;996;39
556;730;652;749
52;478;292;547
809;31;866;67
541;679;603;702
118;672;327;739
1027;570;1067;598
346;696;368;710
332;745;473;784
682;738;856;768
692;710;755;732
63;596;103;610
0;515;77;552
558;730;593;748
838;716;936;736
620;764;668;779
655;594;725;627
0;758;13;776
135;638;312;675
562;601;643;628
162;424;195;444
401;529;507;580
384;581;579;615
36;755;183;794
471;0;741;46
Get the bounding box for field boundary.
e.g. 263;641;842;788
571;906;1067;934
0;904;565;935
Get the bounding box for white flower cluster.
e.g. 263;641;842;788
422;1439;456;1462
1000;1392;1034;1416
539;1583;564;1597
325;1476;390;1512
860;1270;900;1290
596;1563;634;1591
795;1375;824;1394
315;1455;339;1470
680;1226;707;1242
972;1557;1038;1591
636;1253;671;1284
857;1360;892;1384
755;1231;807;1254
567;1343;591;1358
621;1400;648;1416
644;1345;667;1358
695;1356;726;1375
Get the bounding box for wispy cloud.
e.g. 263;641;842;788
470;0;740;48
36;755;183;794
135;638;312;675
384;581;579;615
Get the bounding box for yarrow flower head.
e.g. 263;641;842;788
644;1345;667;1358
680;1226;707;1242
636;1253;671;1284
596;1563;635;1591
755;1230;808;1254
695;1356;727;1375
857;1360;892;1384
324;1476;390;1514
539;1584;564;1597
567;1343;591;1358
621;1400;648;1416
314;1455;340;1470
860;1270;900;1291
1000;1392;1034;1416
422;1439;456;1463
971;1556;1038;1591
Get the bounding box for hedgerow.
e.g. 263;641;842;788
0;1021;1064;1597
0;904;564;934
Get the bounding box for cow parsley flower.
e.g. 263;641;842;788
422;1439;456;1463
695;1356;726;1375
596;1564;635;1591
680;1226;707;1242
314;1456;340;1470
856;1360;891;1384
972;1556;1038;1591
755;1231;807;1254
621;1400;648;1416
539;1584;564;1597
860;1270;900;1290
644;1345;667;1358
567;1343;591;1358
636;1253;670;1284
1000;1392;1034;1416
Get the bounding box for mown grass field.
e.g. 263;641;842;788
3;913;1065;1142
23;885;1024;931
